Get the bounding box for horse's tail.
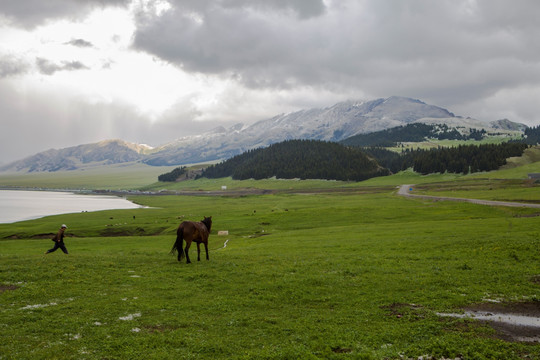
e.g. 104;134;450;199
171;227;185;260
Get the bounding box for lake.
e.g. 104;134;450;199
0;190;143;224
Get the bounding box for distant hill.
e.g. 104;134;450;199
0;139;150;172
490;119;528;131
200;140;390;181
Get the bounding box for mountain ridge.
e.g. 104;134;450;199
0;97;528;172
141;96;468;166
0;139;150;172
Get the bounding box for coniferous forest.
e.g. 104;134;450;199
157;166;186;182
522;125;540;145
361;142;528;175
400;142;528;175
201;140;390;181
159;137;530;182
197;140;528;181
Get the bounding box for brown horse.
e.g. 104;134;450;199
171;216;212;263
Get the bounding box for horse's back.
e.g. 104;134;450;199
178;220;192;232
178;221;208;241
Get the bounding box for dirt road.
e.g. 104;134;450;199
398;184;540;208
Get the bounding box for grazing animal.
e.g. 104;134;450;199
171;216;212;263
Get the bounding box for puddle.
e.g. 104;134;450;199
438;302;540;342
438;311;540;328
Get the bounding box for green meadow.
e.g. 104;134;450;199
1;181;540;359
0;163;178;191
1;151;540;359
412;147;540;201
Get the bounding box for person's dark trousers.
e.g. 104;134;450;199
46;242;69;254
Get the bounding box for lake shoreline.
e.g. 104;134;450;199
0;190;144;224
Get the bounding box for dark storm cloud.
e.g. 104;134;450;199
36;58;89;75
151;0;326;19
133;0;328;81
222;0;326;19
0;0;130;28
132;0;540;106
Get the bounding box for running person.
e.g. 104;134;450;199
45;224;69;254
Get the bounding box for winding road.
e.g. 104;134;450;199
398;185;540;209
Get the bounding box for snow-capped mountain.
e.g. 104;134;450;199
143;96;474;166
0;96;526;171
0;139;152;172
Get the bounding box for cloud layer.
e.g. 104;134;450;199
0;0;130;28
133;0;540;104
1;0;540;164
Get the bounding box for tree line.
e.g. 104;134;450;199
340;123;486;147
409;143;527;174
201;141;528;179
362;142;528;175
201;139;390;181
522;125;540;145
158;140;529;182
158;166;186;182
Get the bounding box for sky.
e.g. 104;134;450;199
1;0;539;164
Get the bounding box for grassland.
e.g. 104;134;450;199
0;162;177;191
0;146;538;193
1;184;540;359
410;147;540;202
1;149;540;359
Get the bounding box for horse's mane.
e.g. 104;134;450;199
201;216;212;232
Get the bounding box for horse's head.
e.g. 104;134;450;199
202;216;212;232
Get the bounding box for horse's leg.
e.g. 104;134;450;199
176;237;184;262
174;227;185;262
197;242;201;261
184;240;192;264
204;241;209;260
177;246;183;262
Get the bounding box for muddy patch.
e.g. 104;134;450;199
438;301;540;342
143;324;181;333
380;303;425;320
0;284;18;293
